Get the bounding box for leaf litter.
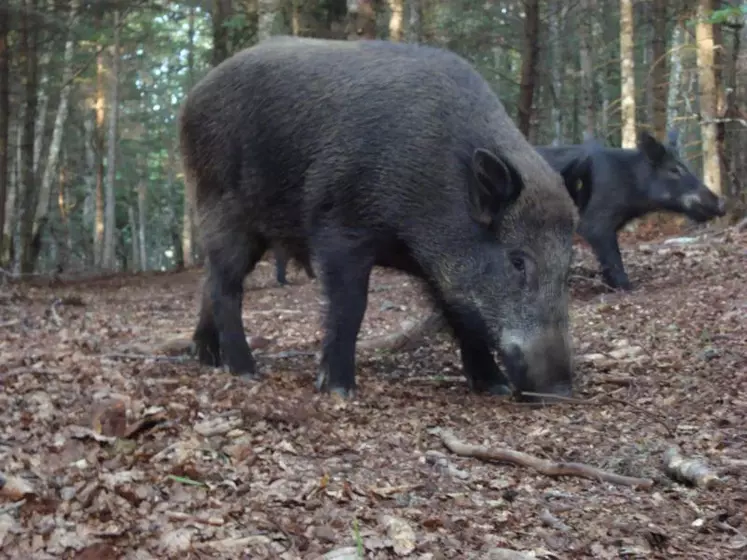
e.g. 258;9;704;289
0;226;745;558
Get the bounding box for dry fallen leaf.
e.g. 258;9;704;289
382;515;416;556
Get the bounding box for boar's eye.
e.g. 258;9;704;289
509;252;526;274
667;165;682;177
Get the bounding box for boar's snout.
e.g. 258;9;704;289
500;328;573;401
681;187;726;222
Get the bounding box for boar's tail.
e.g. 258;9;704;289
557;149;593;213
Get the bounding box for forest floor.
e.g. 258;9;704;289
1;221;746;560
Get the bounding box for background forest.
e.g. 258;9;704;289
0;0;745;276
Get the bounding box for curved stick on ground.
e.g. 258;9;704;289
662;446;721;489
357;312;446;352
436;429;654;489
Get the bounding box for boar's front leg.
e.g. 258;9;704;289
313;228;375;398
441;305;513;396
273;246;290;286
579;224;633;291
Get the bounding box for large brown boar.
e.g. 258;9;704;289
179;36;579;400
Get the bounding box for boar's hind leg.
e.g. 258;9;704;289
273;246;289;286
313;229;376;398
579;225;632;291
440;306;513;396
193;265;222;367
202;234;268;378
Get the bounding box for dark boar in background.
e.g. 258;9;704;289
179;36;579;400
536;130;725;290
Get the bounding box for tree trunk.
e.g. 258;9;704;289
32;48;52;182
347;0;378;40
388;0;404;41
0;11;9;264
549;1;564;145
94;46;106;267
406;0;421;43
101;10;120;270
579;0;595;136
181;4;196;267
651;0;669;139
212;0;232;66
666;20;683;131
30;0;80;270
257;0;278;42
620;0;636;148
138;179;146;270
696;0;722;196
56;156;71;272
517;0;540;138
128;205;138;271
18;0;40;274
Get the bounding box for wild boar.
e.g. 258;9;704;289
180;36;579;399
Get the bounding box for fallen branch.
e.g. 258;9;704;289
662;447;721;489
539;508;572;533
0;319;20;329
166;510;225;526
435;428;654;489
102;353;192;363
357;312;445;352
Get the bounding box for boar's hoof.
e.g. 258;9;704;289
315;367;356;399
193;339;222;367
483;383;513;396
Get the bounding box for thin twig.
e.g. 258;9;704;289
435;428;654;490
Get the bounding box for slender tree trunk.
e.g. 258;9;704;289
56;156;71;272
517;0;540;138
696;0;722;196
181;5;196;268
94;47;106;266
128;205;138;271
579;0;595;136
388;0;404;41
19;0;40;274
347;0;378;40
30;0;80;269
32;48;52;181
406;0;421;43
667;21;684;131
0;12;9;263
257;0;278;42
212;0;232;66
138;180;146;270
620;0;637;148
101;10;120;269
549;0;564;144
651;0;669;139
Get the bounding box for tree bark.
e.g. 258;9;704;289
406;0;421;43
0;11;9;264
620;0;637;148
388;0;404;41
549;0;564;145
101;9;120;270
30;0;80;270
181;4;196;267
666;21;684;131
94;42;106;267
18;0;40;274
56;156;71;272
517;0;540;138
651;0;669;139
696;0;722;196
138;179;146;270
579;0;595;136
257;0;278;42
212;0;232;66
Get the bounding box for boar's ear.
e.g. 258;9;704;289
637;130;667;167
558;152;593;213
470;148;524;227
